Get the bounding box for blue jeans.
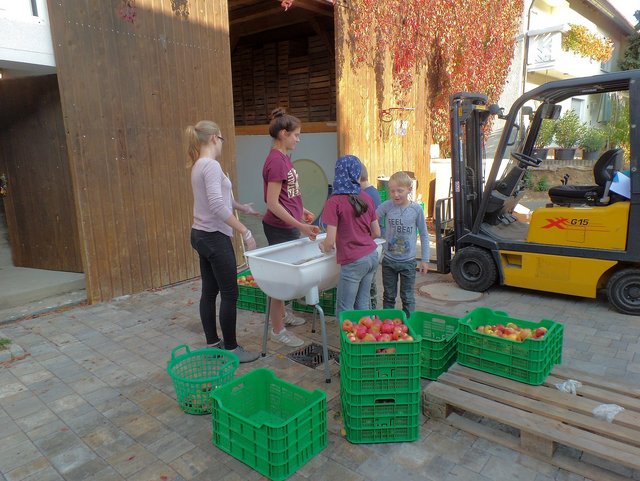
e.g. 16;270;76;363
382;258;417;318
190;229;238;349
336;250;379;316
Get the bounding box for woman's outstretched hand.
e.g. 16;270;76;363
241;203;262;218
300;223;320;241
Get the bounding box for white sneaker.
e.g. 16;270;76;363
284;312;306;326
270;328;304;347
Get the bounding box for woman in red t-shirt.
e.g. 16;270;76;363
262;108;320;348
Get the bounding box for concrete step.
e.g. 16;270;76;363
0;266;86;310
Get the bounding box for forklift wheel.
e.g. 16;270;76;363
606;268;640;315
450;246;497;292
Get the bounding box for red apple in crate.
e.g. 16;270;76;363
355;325;368;339
381;322;394;335
534;327;548;339
359;316;373;328
342;320;354;332
392;318;403;326
363;333;376;342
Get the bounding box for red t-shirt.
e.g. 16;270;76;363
262;149;303;229
322;192;377;265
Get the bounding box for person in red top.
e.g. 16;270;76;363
319;155;381;315
262;108;320;348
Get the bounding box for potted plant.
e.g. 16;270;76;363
533;119;555;159
579;125;607;161
553;110;584;160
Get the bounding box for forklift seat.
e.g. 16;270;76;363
548;148;624;205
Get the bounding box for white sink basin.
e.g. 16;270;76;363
245;234;384;304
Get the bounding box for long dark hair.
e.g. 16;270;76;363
348;194;369;217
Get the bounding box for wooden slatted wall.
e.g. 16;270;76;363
334;10;432;204
0;75;82;272
46;0;237;302
232;34;336;125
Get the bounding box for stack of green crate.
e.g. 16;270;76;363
211;368;327;481
338;309;422;443
236;270;267;313
457;307;564;385
407;311;459;380
292;288;337;316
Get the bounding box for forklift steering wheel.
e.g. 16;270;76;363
511;152;542;168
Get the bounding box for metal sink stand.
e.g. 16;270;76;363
261;297;332;383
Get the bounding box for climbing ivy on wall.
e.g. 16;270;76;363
281;0;523;154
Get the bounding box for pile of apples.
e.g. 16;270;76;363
342;315;414;348
475;322;547;342
237;274;258;287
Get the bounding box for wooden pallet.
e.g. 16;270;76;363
423;363;640;481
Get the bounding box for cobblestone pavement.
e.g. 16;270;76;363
0;270;639;481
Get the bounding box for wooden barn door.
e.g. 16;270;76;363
0;75;82;272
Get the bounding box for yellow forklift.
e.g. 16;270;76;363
436;71;640;314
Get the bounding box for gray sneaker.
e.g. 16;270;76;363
270;328;305;347
284;312;306;326
226;345;260;363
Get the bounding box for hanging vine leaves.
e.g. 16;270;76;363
282;0;523;152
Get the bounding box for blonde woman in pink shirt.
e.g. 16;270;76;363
185;120;259;363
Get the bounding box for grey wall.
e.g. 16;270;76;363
235;132;338;210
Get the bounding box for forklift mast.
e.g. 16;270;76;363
449;93;494;245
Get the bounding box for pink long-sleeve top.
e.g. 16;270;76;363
191;157;233;237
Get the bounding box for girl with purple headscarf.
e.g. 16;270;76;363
319;155;381;315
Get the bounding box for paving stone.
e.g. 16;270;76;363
106;443;158;478
24;418;67;441
4;455;50;481
480;454;539;481
19;466;64;481
2;390;48;420
125;460;182;481
168;447;214;480
146;430;196;463
0;438;43;473
82;424;136;459
14;407;58;433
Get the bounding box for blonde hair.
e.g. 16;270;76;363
185;120;220;168
389;171;413;188
359;163;369;182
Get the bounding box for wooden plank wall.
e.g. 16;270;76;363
232;34;336;125
46;0;237;302
334;10;432;204
0;75;82;272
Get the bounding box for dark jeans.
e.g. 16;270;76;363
190;229;238;349
262;221;300;245
382;258;417;318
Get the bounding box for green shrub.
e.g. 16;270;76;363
534;119;555;148
579;126;607;152
534;176;550;192
554;110;584;149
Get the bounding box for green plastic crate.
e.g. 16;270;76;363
457;307;563;385
340;389;420;443
341;395;420;429
166;345;238;415
211;368;327;481
339;359;421;393
338;309;421;368
236;269;267;313
408;311;459;380
292;288;337;316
